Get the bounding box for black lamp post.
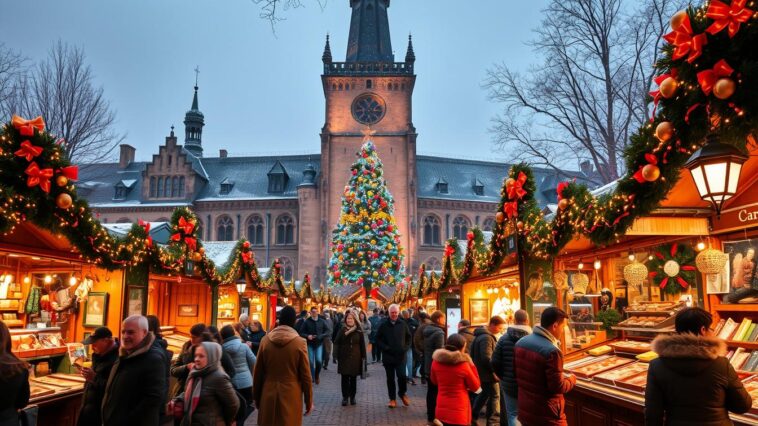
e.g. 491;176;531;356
684;135;748;217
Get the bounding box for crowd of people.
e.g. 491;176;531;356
0;303;754;426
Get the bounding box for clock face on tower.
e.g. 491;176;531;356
351;93;386;125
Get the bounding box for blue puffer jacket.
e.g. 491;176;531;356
222;336;256;390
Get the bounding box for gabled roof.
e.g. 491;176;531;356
267;160;288;176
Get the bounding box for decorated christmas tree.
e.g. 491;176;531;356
326;140;406;293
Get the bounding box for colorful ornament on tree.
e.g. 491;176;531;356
705;0;753;38
659;77;679;99
697;59;735;98
670;10;688;31
655;121;674;142
647;243;697;294
56;193;73;209
713;78;736;100
634;154;661;183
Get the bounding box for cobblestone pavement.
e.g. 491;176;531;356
246;360;431;426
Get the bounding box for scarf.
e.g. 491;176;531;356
184;342;224;422
533;325;561;349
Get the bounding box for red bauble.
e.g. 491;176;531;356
242;241;251;249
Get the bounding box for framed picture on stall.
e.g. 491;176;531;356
84;292;108;327
178;304;198;317
127;286;145;316
469;299;489;325
722;239;758;303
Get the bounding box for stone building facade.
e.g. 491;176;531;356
77;0;590;286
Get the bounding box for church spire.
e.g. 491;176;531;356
322;34;333;64
346;0;393;63
405;33;415;64
184;69;205;157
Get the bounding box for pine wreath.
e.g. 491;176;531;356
647;243;697;295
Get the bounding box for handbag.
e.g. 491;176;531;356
18;405;38;426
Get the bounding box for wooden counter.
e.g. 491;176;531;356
30;387;83;426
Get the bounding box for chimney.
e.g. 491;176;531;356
580;160;593;176
119;144;135;169
219;149;228;158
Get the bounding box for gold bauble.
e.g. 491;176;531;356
56;193;73;209
642;164;661;182
56;175;68;187
671;10;687;31
558;199;569;210
199;247;205;255
516;221;524;231
495;211;504;223
192;251;202;262
713;78;736;100
655;121;674;142
505;178;515;189
659;77;678;99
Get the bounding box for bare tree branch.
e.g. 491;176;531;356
252;0;327;31
485;0;686;186
0;43;28;119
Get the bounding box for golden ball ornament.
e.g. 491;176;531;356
505;178;515;189
56;193;73;209
670;10;687;31
642;164;661;182
192;251;202;262
516;221;525;231
199;247;205;255
713;78;736;100
659;77;678;99
558;198;569;210
56;175;68;187
496;211;504;223
655;121;674;142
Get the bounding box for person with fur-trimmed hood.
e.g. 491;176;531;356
430;333;481;426
645;307;752;426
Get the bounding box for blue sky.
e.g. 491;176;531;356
2;0;548;162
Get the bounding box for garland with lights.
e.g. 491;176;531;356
647;242;698;294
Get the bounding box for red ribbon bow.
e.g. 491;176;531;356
648;70;678;121
171;233;197;251
556;181;570;201
11;115;46;136
15;140;44;161
171;216;197;251
444;245;455;257
633;153;659;183
507;172;528;200
57;165;79;181
25;162;54;193
706;0;754;38
178;216;195;235
139;220;153;247
241;250;254;264
697;59;735;95
663;16;707;63
503;201;519;219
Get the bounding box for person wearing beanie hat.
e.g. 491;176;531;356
253;306;313;425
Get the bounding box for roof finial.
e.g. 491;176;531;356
194;66;200;89
405;33;415;64
170;125;175;137
322;33;333;64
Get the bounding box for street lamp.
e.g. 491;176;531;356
236;281;247;294
684;135;748;217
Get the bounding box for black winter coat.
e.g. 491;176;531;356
77;342;119;426
376;318;412;366
645;334;752;426
422;324;445;376
335;326;366;376
491;325;531;396
101;334;167;426
470;327;498;383
298;316;330;347
248;330;266;355
0;367;29;426
413;319;432;354
458;329;476;354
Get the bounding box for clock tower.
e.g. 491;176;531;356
319;0;418;281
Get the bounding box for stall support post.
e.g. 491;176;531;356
210;284;219;327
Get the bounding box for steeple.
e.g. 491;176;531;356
346;0;393;63
183;70;204;157
322;34;333;64
405;33;415;64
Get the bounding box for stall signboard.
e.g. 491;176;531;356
712;202;758;234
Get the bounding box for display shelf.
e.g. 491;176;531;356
713;304;758;313
611;325;675;333
726;340;758;350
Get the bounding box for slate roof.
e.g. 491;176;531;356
77;149;591;208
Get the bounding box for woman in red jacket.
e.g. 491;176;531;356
430;333;481;426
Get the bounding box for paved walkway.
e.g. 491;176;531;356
245;360;431;426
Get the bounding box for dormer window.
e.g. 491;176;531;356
219;178;234;195
267;161;289;194
114;179;136;200
114;186;127;200
436;178;448;194
473;178;484;196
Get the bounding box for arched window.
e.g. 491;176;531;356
171;177;179;197
276;215;295;245
422;215;441;246
149;177;156;197
216;215;234;241
163;177;170;199
279;257;294;281
482;217;496;232
246;215;264;246
453;216;471;240
425;257;442;272
178;177;185;197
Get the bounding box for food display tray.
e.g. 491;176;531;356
566;355;635;379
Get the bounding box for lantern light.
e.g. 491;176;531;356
684;135;748;217
44;275;52;284
594;259;602;270
628;253;636;262
696;241;706;252
236;282;247;294
69;276;78;286
578;262;584;270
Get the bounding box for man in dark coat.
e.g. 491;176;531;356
298;306;330;384
470;316;506;426
101;315;167;426
368;308;383;363
77;327;119;426
405;309;420;380
491;309;531;426
458;319;476;352
375;303;413;408
322;311;334;371
423;311;446;424
413;312;431;383
645;307;752;426
514;307;575;426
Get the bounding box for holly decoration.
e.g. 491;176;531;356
326;141;406;292
647;242;698;295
